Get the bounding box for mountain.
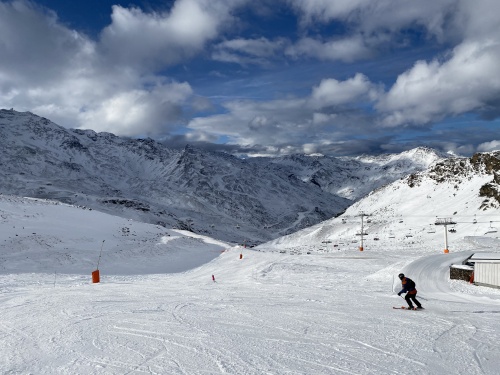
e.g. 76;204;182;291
263;151;500;250
250;147;445;201
0;109;444;244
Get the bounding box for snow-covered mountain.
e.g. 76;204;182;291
264;151;500;250
0;109;443;244
250;147;445;201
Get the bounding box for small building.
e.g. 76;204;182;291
449;263;474;282
469;253;500;289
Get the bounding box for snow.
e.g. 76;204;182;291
470;253;500;261
450;264;473;270
2;194;500;374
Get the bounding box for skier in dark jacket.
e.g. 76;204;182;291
397;273;423;309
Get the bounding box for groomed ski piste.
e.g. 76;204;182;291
1;194;500;374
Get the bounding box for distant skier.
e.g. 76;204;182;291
212;274;216;283
397;273;423;310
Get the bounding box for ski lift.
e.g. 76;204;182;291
448;225;457;233
473;214;477;224
485;221;497;234
342;218;347;224
388;231;395;239
356;232;368;236
405;233;413;238
399;218;404;223
236;224;240;229
427;225;436;234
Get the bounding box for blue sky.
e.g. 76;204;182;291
1;0;500;156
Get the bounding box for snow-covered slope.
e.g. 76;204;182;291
0;194;228;275
263;151;500;251
1;193;500;374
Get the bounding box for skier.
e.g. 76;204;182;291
397;273;423;310
212;274;216;283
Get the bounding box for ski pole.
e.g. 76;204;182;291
96;240;105;270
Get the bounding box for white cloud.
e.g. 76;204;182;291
309;74;378;108
212;37;288;66
288;0;458;41
77;82;193;136
99;0;245;70
477;140;500;153
312;113;337;124
378;39;500;126
287;0;369;24
0;1;96;86
216;37;286;58
0;0;246;136
187;75;377;147
286;36;371;62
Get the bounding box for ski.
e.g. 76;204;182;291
393;306;424;310
393;306;415;310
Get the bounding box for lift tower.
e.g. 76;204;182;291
356;212;370;252
435;218;457;254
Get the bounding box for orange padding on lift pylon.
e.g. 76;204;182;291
359;247;364;252
444;249;449;254
92;270;100;283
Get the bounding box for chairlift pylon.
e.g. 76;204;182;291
485;221;497;235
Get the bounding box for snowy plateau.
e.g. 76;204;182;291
1;109;500;374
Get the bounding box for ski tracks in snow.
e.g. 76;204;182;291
402;251;500;375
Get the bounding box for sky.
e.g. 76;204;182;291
1;0;500;157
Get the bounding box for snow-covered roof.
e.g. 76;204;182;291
450;264;474;270
470;252;500;262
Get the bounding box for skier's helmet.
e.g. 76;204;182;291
398;273;405;280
